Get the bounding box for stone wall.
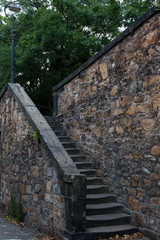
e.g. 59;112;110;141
53;8;160;239
0;84;86;239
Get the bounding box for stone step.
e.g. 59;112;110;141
87;185;108;194
45;117;138;240
79;169;97;177
65;148;81;155
70;155;88;162
61;142;76;148
58;136;71;142
54;130;67;136
86;203;124;215
86;213;131;227
75;162;92;169
86;193;117;204
85;224;138;239
87;177;104;185
44;116;55;122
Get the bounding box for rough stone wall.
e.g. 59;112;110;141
53;11;160;239
0;88;65;238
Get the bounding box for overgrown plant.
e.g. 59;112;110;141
10;192;24;222
32;128;40;142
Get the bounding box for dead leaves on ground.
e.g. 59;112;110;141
99;232;144;240
34;234;57;240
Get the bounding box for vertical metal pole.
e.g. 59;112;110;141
11;22;15;83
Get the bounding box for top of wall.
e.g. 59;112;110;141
53;6;160;92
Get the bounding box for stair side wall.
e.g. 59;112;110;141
53;10;160;239
0;84;86;239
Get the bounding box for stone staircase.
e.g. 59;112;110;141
44;116;141;239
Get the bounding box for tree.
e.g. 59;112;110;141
0;0;156;114
120;0;155;26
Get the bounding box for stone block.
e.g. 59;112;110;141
150;173;158;179
47;181;53;193
152;93;160;111
132;174;140;181
116;125;124;134
126;105;136;115
19;183;25;194
150;197;160;206
125;50;134;60
31;166;39;177
26;185;32;194
128;188;136;196
148;75;160;86
99;62;108;80
137;103;151;113
45;193;52;203
129;197;139;211
134;95;144;103
33;193;38;202
120;96;130;106
113;108;124;116
142;119;155;132
141;30;158;48
151;145;160;156
35;184;41;193
111;85;118;97
132;213;143;226
140;204;154;215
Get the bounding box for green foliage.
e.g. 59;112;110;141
0;0;155;114
33;128;40;142
10;192;24;222
120;0;155;26
155;0;160;7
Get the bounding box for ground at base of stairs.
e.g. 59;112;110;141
99;232;149;240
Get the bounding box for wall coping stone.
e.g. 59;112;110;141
0;83;80;178
53;6;160;92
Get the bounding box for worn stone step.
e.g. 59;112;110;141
79;169;97;177
85;224;138;239
58;136;71;142
61;142;76;148
86;193;117;204
87;177;104;185
75;162;92;169
70;155;88;162
44;116;55;122
87;185;108;194
86;213;131;227
54;130;67;136
45;120;61;128
86;203;124;215
65;148;81;155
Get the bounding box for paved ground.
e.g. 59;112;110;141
0;217;38;240
0;216;151;240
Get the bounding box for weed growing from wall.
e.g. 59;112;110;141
10;193;24;222
32;128;40;143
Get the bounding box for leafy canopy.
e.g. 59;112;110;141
0;0;156;114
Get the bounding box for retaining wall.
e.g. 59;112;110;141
0;83;86;239
53;8;160;239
